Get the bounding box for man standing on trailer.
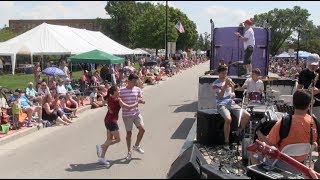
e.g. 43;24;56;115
234;19;255;78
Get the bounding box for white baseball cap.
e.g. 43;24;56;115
307;53;320;65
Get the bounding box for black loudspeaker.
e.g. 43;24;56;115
206;50;210;58
196;109;238;145
237;64;246;77
167;144;207;179
200;164;250;179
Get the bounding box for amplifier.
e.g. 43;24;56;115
200;164;250;179
246;163;304;179
196;109;238;145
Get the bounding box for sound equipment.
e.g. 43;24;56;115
247;163;304;179
196;109;238;145
200;164;250;179
167;144;207;179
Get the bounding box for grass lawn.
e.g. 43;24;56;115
0;71;83;91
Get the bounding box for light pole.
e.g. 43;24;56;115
296;26;303;61
165;1;168;61
210;19;214;70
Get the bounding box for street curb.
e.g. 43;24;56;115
0;105;91;146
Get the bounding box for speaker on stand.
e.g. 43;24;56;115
167;144;207;179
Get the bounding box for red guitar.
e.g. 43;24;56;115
247;140;320;179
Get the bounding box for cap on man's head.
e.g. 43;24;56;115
28;82;33;85
307;53;320;65
244;19;252;25
58;79;64;83
13;92;19;97
15;88;22;93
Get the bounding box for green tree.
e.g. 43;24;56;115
194;34;204;50
132;4;198;52
132;5;177;51
253;6;311;56
0;27;18;42
203;32;211;50
101;1;154;48
104;1;138;48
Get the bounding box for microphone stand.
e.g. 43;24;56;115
236;90;246;158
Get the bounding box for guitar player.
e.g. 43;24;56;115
250;89;318;174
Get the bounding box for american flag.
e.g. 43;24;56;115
175;21;185;33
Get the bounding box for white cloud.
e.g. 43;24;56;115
0;1;110;28
203;5;256;27
0;1;16;27
147;1;175;8
191;5;260;34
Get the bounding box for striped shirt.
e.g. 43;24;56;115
120;86;143;117
212;79;233;107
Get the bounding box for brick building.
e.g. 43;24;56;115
9;19;102;33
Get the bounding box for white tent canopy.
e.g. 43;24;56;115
0;23;136;74
133;48;150;55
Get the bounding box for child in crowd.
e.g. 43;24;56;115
12;92;21;129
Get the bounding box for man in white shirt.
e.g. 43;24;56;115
235;19;255;77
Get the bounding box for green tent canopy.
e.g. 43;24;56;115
67;49;124;64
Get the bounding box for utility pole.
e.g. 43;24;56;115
165;1;168;61
296;29;300;61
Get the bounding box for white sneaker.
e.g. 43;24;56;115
126;151;132;161
133;145;145;154
96;145;102;158
98;157;110;166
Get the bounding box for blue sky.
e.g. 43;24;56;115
1;1;320;35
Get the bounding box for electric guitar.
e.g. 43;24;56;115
247;140;320;179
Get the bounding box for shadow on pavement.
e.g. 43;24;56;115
107;157;141;169
170;118;195;140
171;101;197;113
65;158;142;172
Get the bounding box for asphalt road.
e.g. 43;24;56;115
0;61;210;179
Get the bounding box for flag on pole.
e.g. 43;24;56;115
175;21;185;33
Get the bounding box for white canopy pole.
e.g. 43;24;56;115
30;53;33;64
11;54;16;75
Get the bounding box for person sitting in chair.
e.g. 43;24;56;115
90;87;104;109
251;89;318;172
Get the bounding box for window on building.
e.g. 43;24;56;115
11;24;15;30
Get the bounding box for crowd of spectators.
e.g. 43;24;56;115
1;54;209;132
269;58;307;79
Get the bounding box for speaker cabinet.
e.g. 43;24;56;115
200;164;250;179
167;145;207;179
196;109;238;145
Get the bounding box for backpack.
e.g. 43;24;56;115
277;114;320;146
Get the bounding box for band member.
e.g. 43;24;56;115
297;53;320;119
240;68;264;93
252;90;318;173
234;19;255;78
212;65;250;150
